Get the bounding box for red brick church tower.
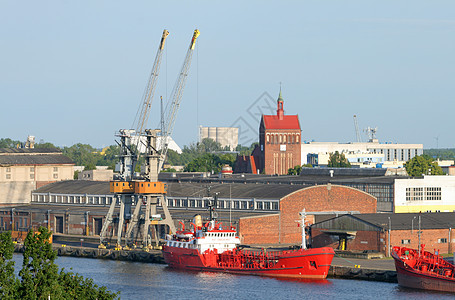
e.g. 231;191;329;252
254;90;301;175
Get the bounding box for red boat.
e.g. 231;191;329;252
162;214;335;279
392;245;455;292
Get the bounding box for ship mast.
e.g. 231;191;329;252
299;209;307;250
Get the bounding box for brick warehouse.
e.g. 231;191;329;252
239;184;377;244
311;212;455;256
248;90;301;175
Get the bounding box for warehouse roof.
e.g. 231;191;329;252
0;148;61;154
33;180;310;200
158;171;402;186
0;148;73;166
312;212;455;231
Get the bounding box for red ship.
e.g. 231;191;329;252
162;211;335;279
392;245;455;292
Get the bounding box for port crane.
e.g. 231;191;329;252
159;29;200;170
99;29;200;250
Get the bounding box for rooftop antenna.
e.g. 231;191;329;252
365;126;378;142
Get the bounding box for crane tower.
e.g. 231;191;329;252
99;29;200;250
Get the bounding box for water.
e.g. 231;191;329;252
12;254;455;299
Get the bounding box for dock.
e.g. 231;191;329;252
330;256;396;282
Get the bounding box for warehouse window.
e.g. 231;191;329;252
401;239;411;245
438;238;447;243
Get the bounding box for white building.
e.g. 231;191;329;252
199;126;238;151
302;140;423;167
308;151;385;168
394;175;455;213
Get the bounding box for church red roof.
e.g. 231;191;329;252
262;114;300;130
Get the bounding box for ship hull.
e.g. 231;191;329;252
394;256;455;293
163;246;334;279
392;247;455;293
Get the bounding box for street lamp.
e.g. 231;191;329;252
388;216;391;257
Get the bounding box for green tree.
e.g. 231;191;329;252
405;155;444;177
58;269;119;299
0;231;19;299
327;151;351;168
34;142;59;150
63;144;99;169
236;142;258;156
424;148;455;161
166;149;183;166
0;138;21;148
198;138;222;153
18;227;61;299
14;227;119;299
287;165;303;175
184;153;221;173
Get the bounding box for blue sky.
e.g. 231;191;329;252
1;1;454;149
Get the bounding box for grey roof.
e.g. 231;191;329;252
313;212;455;230
0;148;73;166
0;203;268;224
166;182;305;199
300;167;388;177
34;180;110;195
0;148;61;154
0;154;74;165
34;180;307;200
158;172;400;186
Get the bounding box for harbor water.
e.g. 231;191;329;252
12;254;455;299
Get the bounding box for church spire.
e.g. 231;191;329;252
277;86;284;120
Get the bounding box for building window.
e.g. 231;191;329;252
6;167;11;172
405;187;423;201
296;135;299;143
405;187;441;201
402;239;411;245
283;135;286;143
438;238;447;243
256;202;263;210
53;167;58;172
266;134;270;143
6;174;11;180
53;174;58;179
30;174;34;179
